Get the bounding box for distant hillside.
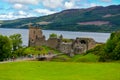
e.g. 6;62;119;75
0;5;120;32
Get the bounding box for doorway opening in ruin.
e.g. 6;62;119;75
80;40;86;44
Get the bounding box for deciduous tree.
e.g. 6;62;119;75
9;34;22;51
0;35;12;61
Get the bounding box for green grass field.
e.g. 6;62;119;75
0;61;120;80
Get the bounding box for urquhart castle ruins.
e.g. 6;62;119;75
29;26;96;54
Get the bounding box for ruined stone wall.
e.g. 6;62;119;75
76;38;96;50
35;37;46;46
87;39;96;50
80;44;87;53
47;38;59;49
71;38;96;54
59;43;72;54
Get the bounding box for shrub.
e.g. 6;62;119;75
49;33;58;38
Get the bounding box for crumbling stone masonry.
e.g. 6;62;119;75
29;26;96;54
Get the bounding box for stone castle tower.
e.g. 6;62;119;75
29;26;46;46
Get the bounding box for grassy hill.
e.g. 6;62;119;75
0;5;120;32
0;61;120;80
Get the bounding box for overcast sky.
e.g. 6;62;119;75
0;0;120;20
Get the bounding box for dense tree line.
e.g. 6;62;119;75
0;34;22;61
87;31;120;61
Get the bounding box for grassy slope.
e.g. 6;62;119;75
0;61;120;80
51;54;99;62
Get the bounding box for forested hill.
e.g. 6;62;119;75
0;5;120;32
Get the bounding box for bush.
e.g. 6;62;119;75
49;33;58;38
87;31;120;61
23;46;60;55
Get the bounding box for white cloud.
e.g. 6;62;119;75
18;11;27;15
0;12;14;20
64;0;79;9
5;0;39;5
90;3;97;7
101;0;112;2
0;12;34;20
41;0;80;9
41;0;63;8
13;3;26;9
34;9;56;15
64;1;75;9
82;3;98;8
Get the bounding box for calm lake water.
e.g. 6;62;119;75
0;28;110;46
